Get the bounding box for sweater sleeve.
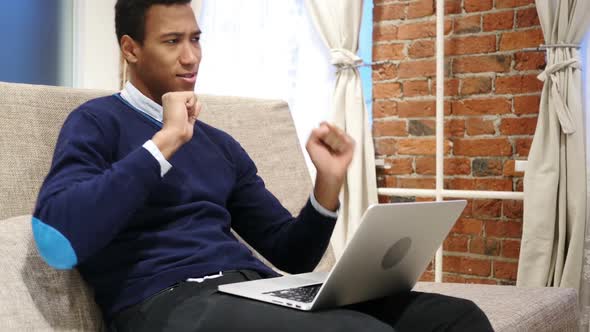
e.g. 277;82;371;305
32;109;162;269
227;142;337;274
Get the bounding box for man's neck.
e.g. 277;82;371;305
128;73;161;105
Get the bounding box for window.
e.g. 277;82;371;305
374;1;529;283
197;0;335;173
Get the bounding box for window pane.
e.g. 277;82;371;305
373;3;542;193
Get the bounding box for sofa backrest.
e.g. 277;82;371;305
0;83;109;220
0;81;312;219
0;81;333;330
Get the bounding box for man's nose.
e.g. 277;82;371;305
179;43;199;65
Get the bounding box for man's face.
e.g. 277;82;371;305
133;4;201;103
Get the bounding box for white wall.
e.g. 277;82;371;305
73;0;119;90
58;0;74;87
72;0;203;91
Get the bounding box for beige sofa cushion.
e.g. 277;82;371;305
0;83;109;220
0;215;103;331
414;282;579;332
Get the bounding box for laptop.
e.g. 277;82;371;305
218;200;467;311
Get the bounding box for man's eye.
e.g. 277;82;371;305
165;39;178;44
191;37;200;43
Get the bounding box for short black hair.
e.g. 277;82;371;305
115;0;192;45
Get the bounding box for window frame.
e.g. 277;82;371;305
375;0;525;283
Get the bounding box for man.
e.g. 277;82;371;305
32;0;493;331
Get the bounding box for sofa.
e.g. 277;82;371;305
0;81;579;331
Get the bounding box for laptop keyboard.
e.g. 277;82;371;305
263;284;322;303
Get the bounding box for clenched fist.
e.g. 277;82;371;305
307;122;355;211
152;91;202;159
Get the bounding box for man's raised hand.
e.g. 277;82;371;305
152;91;202;159
306;122;355;211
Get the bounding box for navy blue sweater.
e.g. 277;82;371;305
32;95;336;322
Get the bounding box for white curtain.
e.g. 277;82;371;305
518;0;590;329
304;0;378;258
582;28;590;332
197;0;335;173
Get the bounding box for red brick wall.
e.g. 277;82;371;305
373;0;545;284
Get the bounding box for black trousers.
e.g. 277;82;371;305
111;270;493;332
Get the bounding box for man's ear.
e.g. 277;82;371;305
120;35;140;64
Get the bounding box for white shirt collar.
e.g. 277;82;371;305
120;81;163;123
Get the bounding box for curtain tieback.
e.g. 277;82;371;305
331;48;363;74
537;58;581;135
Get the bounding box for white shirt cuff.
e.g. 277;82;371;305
143;140;172;177
310;192;339;219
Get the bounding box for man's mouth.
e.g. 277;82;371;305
177;73;197;83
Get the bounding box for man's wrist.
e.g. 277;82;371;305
143;140;173;177
152;129;184;160
313;172;344;212
310;192;339;218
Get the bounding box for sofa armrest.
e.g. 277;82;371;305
0;214;104;331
